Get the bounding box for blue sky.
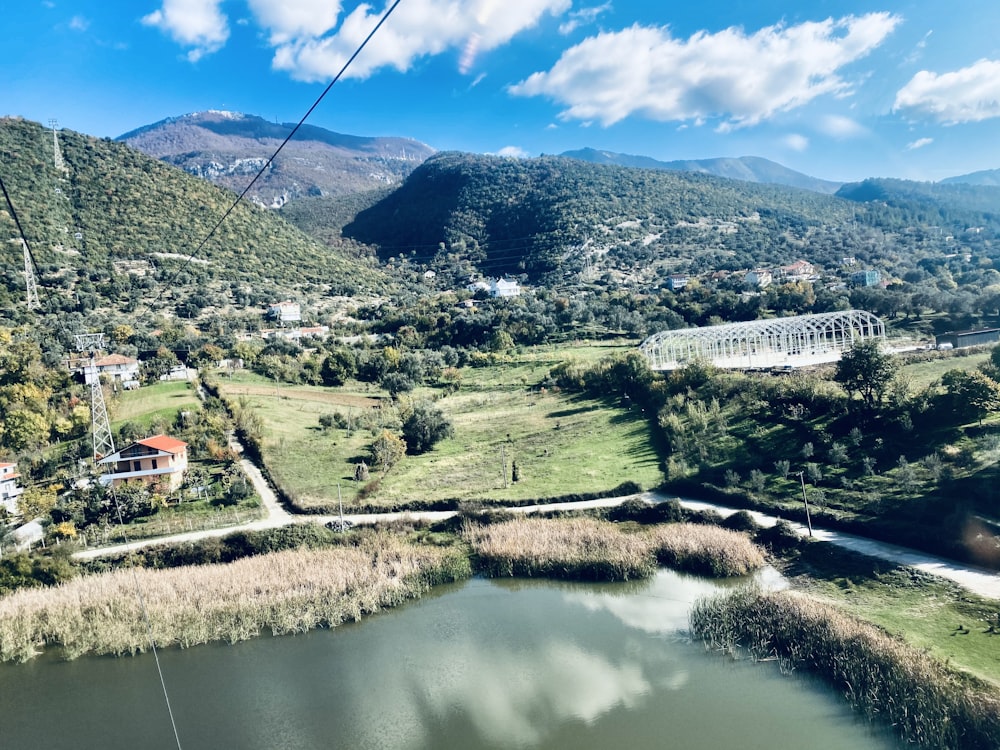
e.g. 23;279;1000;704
6;1;1000;182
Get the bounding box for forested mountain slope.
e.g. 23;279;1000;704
0;117;387;327
342;152;999;291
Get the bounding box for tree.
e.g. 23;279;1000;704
940;369;1000;425
834;339;897;410
401;402;454;454
370;430;406;472
320;348;357;387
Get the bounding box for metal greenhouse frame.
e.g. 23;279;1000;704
639;310;886;371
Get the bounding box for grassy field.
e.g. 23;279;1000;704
111;381;201;429
785;543;1000;687
217;343;663;510
898;349;991;391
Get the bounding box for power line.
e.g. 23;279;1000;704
149;0;404;312
1;174;44;309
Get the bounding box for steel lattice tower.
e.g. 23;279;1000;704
20;239;39;309
75;334;116;461
49;119;67;173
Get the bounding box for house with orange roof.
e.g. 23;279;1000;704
1;462;24;514
68;353;140;388
97;434;189;492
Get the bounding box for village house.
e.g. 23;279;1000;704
778;260;815;281
744;268;773;289
0;462;24;515
266;300;302;324
97;435;189;492
68;353;140;389
490;278;521;298
666;274;689;291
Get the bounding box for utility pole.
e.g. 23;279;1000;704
796;471;813;537
75;334;116;461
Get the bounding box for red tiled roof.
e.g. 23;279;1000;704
137;435;188;454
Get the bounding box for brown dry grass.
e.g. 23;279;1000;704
465;516;766;581
691;587;1000;750
0;534;469;662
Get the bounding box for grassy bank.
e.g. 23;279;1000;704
691;586;1000;750
0;533;470;663
464;516;765;581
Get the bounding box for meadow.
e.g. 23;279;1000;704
216;343;663;511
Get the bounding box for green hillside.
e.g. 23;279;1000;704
0;117;387;326
341;152;999;292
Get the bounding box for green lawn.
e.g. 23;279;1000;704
219;342;663;511
111;381;200;429
899;350;991;391
790;544;1000;687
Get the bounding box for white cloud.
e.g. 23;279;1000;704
142;0;229;62
246;0;343;45
817;114;866;138
510;13;900;129
784;133;809;151
495;145;530;158
906;137;933;150
894;59;1000;124
559;2;611;36
69;16;90;32
269;0;570;81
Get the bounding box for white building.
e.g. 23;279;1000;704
266;301;302;324
0;462;24;515
490;278;521;298
97;435;189;492
71;354;141;388
744;269;773;289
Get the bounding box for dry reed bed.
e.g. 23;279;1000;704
465;517;765;580
0;534;470;663
691;586;1000;750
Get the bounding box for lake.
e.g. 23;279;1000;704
0;568;900;749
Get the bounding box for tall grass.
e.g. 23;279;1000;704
464;516;765;581
0;534;470;663
691;586;1000;750
648;522;766;577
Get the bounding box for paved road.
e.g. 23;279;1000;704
72;451;1000;600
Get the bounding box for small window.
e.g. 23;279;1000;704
152;459;158;470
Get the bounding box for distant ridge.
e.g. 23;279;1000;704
118;111;435;207
560;148;842;194
940;168;1000;187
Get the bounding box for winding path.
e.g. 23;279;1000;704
72;451;1000;600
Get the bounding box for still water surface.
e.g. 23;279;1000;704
0;569;900;749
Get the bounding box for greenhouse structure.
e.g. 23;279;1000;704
639;310;886;371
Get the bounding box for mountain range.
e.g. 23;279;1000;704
118;111;435;208
559;148;844;194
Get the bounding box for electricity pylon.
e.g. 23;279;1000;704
49;119;67;174
75;334;116;461
20;238;39;309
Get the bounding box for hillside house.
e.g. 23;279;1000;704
69;354;140;388
0;462;24;515
266;301;302;324
744;269;773;289
778;260;815;281
851;269;882;287
491;278;521;298
97;435;189;492
666;274;689;291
